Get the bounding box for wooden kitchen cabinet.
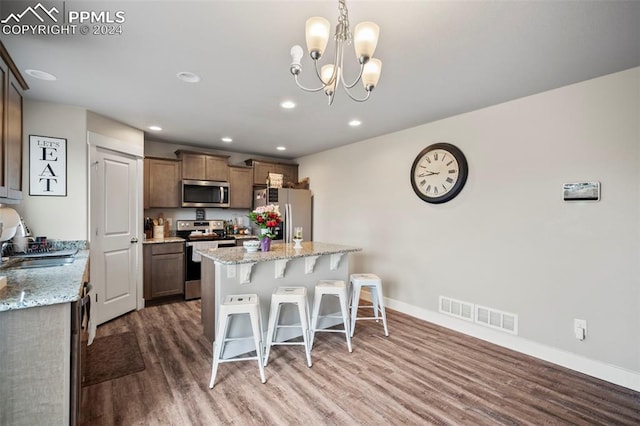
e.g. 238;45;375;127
228;165;253;208
176;150;229;181
143;242;185;301
144;157;181;208
245;159;298;187
0;41;28;202
278;163;298;187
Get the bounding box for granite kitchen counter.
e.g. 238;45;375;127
198;241;361;265
142;236;185;244
0;250;89;312
231;234;258;240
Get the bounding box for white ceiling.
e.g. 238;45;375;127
2;1;639;159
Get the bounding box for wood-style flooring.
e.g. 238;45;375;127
80;301;640;425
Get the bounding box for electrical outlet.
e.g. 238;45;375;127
574;319;587;340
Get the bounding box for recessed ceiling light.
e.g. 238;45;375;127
349;119;362;127
280;101;296;109
24;69;56;81
148;125;162;131
176;71;201;83
221;137;233;143
276;146;286;151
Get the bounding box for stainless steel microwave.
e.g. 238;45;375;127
182;180;230;208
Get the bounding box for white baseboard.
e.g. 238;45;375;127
380;296;640;392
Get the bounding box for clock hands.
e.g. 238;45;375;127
418;170;440;177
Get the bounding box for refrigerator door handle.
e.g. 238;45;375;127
287;203;293;244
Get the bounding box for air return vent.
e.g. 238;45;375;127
439;296;474;322
475;305;518;335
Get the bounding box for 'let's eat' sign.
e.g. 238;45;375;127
29;135;67;196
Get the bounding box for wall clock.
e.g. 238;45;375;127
410;142;468;204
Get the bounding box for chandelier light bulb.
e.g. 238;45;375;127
362;58;382;91
321;64;337;95
354;22;380;62
305;17;331;59
290;45;304;75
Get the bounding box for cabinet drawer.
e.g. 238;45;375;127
151;242;184;255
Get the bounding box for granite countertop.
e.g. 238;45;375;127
143;236;185;244
198;241;361;265
0;250;89;312
232;234;258;240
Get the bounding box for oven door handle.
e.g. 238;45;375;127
186;240;235;248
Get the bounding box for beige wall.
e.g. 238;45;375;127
298;68;640;376
87;111;144;153
14;103;144;241
16;100;88;240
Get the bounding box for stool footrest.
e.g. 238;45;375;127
220;336;258;343
313;328;347;333
269;341;306;346
219;356;260;364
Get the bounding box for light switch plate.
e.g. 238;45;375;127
574;318;587;340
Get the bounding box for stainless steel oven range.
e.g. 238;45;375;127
175;220;236;300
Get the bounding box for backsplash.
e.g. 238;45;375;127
50;240;89;250
1;239;88;257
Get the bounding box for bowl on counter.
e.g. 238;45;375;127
243;240;260;253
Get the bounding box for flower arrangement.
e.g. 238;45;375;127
248;204;282;240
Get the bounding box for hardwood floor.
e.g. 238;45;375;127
80;301;640;425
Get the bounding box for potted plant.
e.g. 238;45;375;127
248;204;282;252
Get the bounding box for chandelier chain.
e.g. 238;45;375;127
336;0;352;42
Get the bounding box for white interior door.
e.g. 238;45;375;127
91;146;139;324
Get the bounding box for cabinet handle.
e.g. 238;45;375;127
131;237;139;243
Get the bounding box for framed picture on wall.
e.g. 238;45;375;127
29;135;67;196
563;181;600;201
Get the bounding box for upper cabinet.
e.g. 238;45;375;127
142;151;300;211
245;159;298;187
144;157;181;208
175;150;229;181
228;166;253;209
0;42;28;203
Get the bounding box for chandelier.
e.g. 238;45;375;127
289;0;382;105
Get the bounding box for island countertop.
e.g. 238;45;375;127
198;241;361;265
0;250;89;312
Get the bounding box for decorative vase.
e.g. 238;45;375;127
260;237;271;252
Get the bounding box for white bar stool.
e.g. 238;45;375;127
349;273;389;337
209;294;266;388
264;287;312;367
310;280;352;353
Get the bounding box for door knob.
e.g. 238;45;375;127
131;237;139;243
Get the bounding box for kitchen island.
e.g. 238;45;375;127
0;250;89;425
199;242;361;357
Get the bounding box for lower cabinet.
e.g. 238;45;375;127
143;242;185;300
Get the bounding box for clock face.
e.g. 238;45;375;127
410;143;468;204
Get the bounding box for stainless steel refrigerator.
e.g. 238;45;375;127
253;188;312;242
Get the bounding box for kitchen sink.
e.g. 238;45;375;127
16;256;76;268
1;255;76;269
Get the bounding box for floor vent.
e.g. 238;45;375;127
439;296;474;322
475;305;518;335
